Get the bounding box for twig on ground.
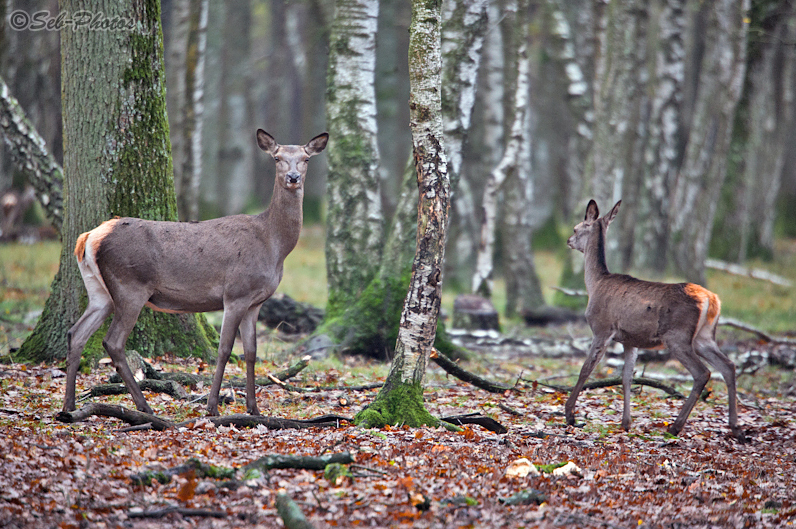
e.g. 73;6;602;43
497;403;523;416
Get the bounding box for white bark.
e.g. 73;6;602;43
393;0;448;386
472;42;531;297
324;0;384;309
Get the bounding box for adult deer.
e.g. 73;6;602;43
62;130;328;417
565;199;745;442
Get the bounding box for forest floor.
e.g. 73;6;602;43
1;235;795;528
0;324;794;529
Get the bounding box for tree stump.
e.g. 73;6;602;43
451;294;500;331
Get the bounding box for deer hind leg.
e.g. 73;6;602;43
102;293;152;415
668;343;710;437
695;337;745;442
206;302;247;416
238;304;262;416
621;346;638;431
565;331;615;426
63;289;113;412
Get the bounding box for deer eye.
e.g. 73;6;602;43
274;157;281;162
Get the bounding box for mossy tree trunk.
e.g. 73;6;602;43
16;0;218;365
323;0;384;322
320;0;487;358
355;0;447;429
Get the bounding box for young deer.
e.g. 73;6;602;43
565;199;745;442
62;130;328;417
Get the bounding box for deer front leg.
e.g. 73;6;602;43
565;331;614;426
239;304;262;416
621;346;638;431
207;305;246;416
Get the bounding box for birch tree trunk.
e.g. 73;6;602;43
217;0;253;216
319;0;486;359
632;0;686;272
169;0;208;221
355;0;447;428
669;0;749;284
471;6;532;298
324;0;384;318
442;0;488;292
17;0;217;364
731;3;795;261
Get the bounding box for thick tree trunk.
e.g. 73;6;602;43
16;0;217;364
355;0;447;428
669;0;749;284
324;0;384;318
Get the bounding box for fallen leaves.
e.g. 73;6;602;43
0;355;795;528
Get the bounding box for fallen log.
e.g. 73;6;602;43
719;316;796;345
56;403;175;430
440;413;508;434
128;506;227;519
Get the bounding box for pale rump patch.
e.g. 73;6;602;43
75;218;120;307
87;218;120;258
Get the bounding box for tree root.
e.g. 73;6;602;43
534;376;684;398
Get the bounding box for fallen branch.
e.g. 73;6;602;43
276;492;316;529
705;258;792;288
550;286;588;297
719;317;796;345
56;403;175;430
440;413;508;434
534;376;684;399
57;402;352;431
130;452;354;487
128;506;227;519
430;349;514;394
81;379;188;401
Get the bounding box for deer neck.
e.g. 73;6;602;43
261;183;303;260
583;220;610;294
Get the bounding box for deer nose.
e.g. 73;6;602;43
286;171;301;184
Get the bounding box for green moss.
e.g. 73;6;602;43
354;379;439;428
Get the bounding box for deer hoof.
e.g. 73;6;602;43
731;427;748;444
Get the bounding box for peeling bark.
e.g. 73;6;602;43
355;0;447;428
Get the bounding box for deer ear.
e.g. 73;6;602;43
256;129;278;154
305;133;329;156
605;200;621;225
585;199;599;222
